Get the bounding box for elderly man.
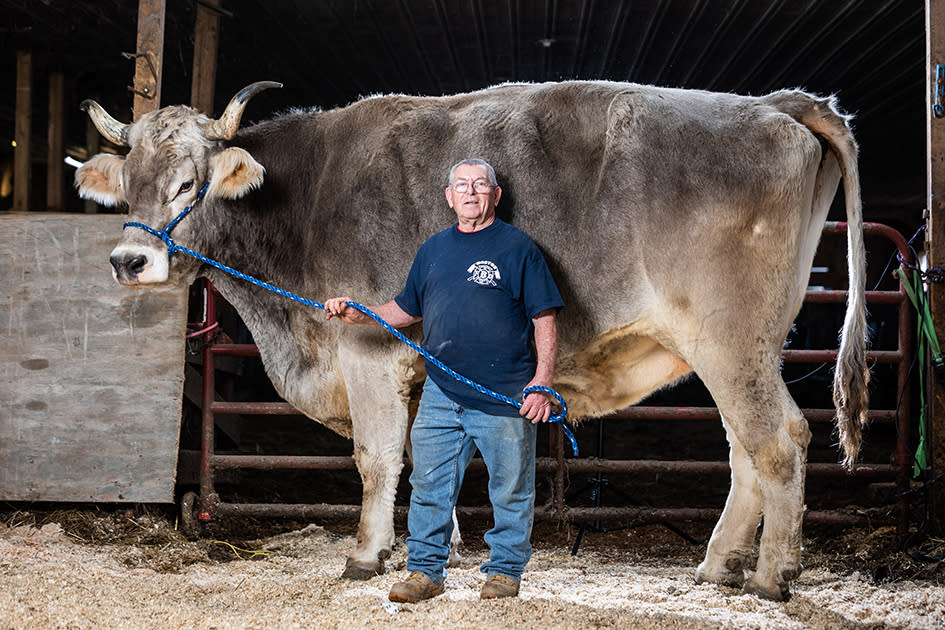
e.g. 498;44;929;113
325;158;563;602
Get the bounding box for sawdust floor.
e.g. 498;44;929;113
1;506;944;629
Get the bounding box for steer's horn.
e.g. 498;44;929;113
80;99;130;147
206;81;283;141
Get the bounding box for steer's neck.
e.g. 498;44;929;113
196;193;321;403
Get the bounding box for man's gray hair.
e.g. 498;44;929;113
448;158;498;186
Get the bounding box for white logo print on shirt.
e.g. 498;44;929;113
467;260;501;286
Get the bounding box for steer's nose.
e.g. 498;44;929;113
109;253;148;277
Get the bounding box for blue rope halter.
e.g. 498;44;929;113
124;184;579;455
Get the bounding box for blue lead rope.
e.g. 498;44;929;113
124;184;578;455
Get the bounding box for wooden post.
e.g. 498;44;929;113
84;114;101;214
191;0;221;114
926;0;945;530
132;0;166;121
14;50;31;213
47;72;64;212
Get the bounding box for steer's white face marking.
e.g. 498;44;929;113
109;243;169;285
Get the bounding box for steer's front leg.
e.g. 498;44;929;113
342;441;405;579
338;343;414;580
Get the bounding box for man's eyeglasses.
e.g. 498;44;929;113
451;179;494;194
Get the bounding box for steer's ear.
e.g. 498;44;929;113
75;154;126;207
207;147;265;199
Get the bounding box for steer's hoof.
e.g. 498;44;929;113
341;557;384;580
780;564;803;582
447;547;463;568
694;559;745;588
743;576;791;602
694;570;744;588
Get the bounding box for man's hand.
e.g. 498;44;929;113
324;298;421;328
324;297;363;324
520;381;553;424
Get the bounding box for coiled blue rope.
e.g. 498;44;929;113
124;184;578;455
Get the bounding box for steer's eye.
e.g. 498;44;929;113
178;181;194;196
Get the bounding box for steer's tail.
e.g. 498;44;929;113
765;91;870;469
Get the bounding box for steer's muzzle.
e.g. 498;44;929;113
108;243;170;286
110;252;148;284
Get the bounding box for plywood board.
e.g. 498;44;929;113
0;214;187;502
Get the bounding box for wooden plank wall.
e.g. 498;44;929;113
0;214;187;503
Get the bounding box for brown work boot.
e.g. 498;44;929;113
480;574;520;599
388;571;445;603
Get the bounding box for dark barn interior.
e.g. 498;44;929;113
0;1;931;531
1;0;927;226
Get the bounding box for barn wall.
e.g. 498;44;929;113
0;214;186;502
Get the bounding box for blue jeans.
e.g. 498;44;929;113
406;377;538;585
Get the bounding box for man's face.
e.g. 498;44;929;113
445;163;502;229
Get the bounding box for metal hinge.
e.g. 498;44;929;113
935;64;945;118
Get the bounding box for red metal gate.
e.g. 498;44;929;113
181;221;914;534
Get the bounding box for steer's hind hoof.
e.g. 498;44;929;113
341;557;384;580
695;568;744;589
695;557;746;588
742;576;791;602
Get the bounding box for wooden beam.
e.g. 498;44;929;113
14;50;31;213
132;0;166;120
191;0;221;114
46;72;64;212
926;0;945;530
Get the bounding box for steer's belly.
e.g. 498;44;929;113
555;324;692;421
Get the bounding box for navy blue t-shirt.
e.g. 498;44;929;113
395;219;564;416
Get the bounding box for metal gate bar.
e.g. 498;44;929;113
191;221;914;531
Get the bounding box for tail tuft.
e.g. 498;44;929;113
832;332;870;470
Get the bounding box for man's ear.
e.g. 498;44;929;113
207;147;265;199
75;154;126;206
445;186;455;209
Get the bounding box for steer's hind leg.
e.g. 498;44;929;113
695;360;811;601
744;395;810;601
695;424;762;588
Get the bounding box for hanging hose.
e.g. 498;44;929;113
897;265;936;476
